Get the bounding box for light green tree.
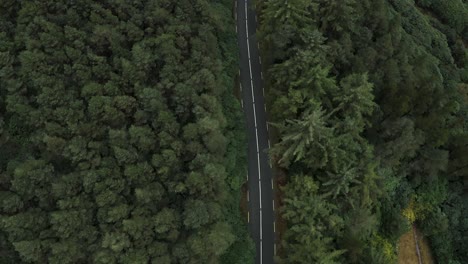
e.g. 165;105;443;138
272;106;334;168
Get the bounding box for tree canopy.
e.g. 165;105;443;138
260;0;467;262
0;0;253;263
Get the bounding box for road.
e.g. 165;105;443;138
235;0;276;263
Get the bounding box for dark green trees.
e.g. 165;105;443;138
0;0;251;263
281;175;345;264
261;0;467;262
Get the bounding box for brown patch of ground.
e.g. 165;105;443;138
398;226;434;264
398;230;419;264
418;229;434;264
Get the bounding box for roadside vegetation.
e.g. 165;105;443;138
0;0;254;263
258;0;467;263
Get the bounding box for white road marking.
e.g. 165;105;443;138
240;83;242;92
259;182;262;207
247;190;249;201
243;1;265;263
261;241;263;264
245;3;261;184
260;210;263;264
260;209;262;238
259;55;262;64
261;71;263;80
252;102;257;127
262;87;265;96
258;43;260;49
274;221;276;232
250;79;254;95
254;113;259;151
236;25;237;33
264;104;266;112
272;199;275;210
274;244;277;256
248;211;250;223
241;99;243;108
271;179;273;189
268;139;271;148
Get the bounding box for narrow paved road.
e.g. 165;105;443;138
236;0;275;263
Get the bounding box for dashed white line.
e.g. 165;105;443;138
271;179;273;189
268;139;271;148
247;190;249;201
259;55;262;64
272;199;275;210
274;221;276;232
264;104;266;112
241;99;243;108
261;72;263;80
248;211;250;223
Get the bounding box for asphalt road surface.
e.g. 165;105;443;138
236;0;275;263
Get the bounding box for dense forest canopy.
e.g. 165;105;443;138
259;0;467;263
0;0;254;263
1;0;466;263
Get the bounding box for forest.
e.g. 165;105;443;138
259;0;467;263
0;0;254;263
1;0;466;263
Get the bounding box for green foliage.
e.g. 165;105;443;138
260;0;467;262
279;175;346;263
416;0;468;34
271;106;334;168
0;0;252;263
